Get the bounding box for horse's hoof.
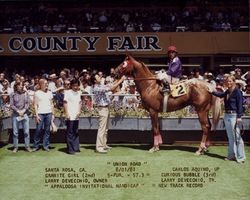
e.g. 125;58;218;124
203;148;209;153
201;146;209;153
195;145;208;155
149;146;160;153
195;150;203;155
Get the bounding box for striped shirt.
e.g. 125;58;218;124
10;91;30;114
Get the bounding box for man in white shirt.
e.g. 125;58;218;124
48;73;58;93
33;79;54;152
0;72;5;92
64;79;82;154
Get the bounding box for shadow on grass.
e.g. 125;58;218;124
203;152;225;160
81;145;96;150
0;142;8;148
7;146;56;152
58;147;68;153
101;144;225;160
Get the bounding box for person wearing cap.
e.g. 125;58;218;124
209;75;246;164
157;45;182;92
206;72;216;87
92;74;125;153
122;82;139;109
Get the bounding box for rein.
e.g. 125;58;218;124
128;76;157;81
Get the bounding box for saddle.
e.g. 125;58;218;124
161;81;187;97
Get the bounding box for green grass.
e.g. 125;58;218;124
0;144;249;200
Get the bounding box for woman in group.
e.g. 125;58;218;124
33;79;54;152
210;75;246;163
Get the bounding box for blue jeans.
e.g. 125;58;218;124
224;113;246;162
33;113;52;149
12;114;30;148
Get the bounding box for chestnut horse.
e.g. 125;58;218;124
115;55;221;154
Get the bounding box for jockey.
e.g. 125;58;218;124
157;45;182;92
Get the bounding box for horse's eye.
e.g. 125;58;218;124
122;61;128;68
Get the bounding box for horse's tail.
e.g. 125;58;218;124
211;95;221;131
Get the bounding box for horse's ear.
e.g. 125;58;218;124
126;54;134;61
125;54;130;60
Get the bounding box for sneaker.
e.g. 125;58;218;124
95;149;108;154
26;147;32;152
32;148;40;152
224;157;236;161
104;146;112;150
12;148;18;153
68;151;75;155
43;148;50;152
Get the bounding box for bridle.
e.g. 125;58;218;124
132;77;157;81
117;60;157;81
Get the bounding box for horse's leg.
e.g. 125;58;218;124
196;110;211;155
205;115;212;149
149;109;162;152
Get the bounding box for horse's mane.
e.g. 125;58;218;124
139;61;154;76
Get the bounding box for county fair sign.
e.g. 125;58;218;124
0;33;163;55
0;32;248;55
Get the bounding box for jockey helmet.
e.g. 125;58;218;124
168;45;177;53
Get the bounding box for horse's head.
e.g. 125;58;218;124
114;55;139;78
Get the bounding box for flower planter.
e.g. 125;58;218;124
0;116;249;131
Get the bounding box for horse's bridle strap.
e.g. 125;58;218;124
128;77;157;81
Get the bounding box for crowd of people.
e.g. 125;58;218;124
1;1;249;33
0;67;142;114
0;66;249;115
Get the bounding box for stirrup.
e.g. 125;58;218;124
162;88;170;93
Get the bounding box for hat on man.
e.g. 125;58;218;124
48;73;58;79
235;68;241;72
207;72;214;77
79;69;88;77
